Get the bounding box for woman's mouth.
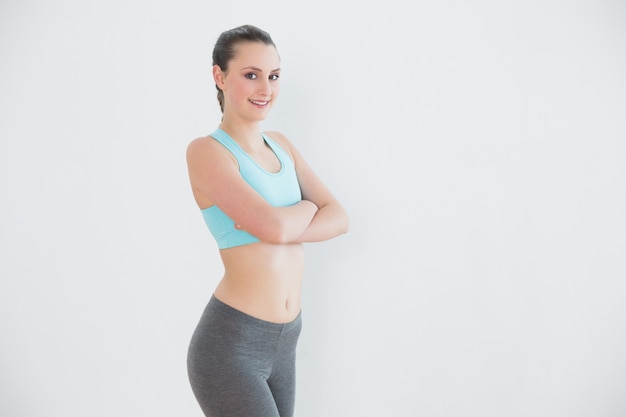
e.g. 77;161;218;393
249;99;269;107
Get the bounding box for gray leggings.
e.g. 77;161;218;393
187;295;302;417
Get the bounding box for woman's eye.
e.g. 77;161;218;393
269;74;280;81
245;73;257;80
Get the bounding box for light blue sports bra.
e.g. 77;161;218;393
201;129;302;249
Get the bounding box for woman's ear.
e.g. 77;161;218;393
213;65;225;90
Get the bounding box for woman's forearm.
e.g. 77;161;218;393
293;203;349;243
275;200;319;243
243;200;318;244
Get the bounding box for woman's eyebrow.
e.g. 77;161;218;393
240;66;281;72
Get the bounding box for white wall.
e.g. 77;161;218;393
2;1;625;416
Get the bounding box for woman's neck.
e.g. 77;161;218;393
218;120;264;151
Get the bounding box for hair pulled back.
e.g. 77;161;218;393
212;24;276;113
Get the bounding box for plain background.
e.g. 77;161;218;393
2;1;625;416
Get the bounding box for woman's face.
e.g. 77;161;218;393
216;41;281;122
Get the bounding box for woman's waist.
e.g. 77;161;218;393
219;241;304;274
214;276;302;323
214;242;304;322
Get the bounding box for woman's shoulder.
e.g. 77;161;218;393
187;132;230;154
263;130;295;152
187;133;216;150
186;134;236;166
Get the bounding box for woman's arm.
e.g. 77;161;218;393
268;132;350;243
186;136;318;244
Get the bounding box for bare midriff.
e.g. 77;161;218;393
213;241;305;324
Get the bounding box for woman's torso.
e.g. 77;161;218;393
192;130;304;323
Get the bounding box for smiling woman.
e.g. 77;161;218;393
185;24;349;417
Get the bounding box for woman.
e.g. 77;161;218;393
186;24;349;417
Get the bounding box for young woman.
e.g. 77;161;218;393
186;25;349;417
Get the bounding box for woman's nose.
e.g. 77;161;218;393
258;79;272;96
